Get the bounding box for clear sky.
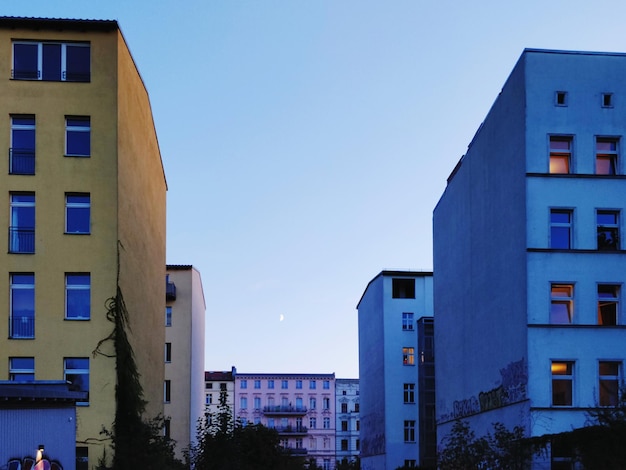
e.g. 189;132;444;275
5;0;626;378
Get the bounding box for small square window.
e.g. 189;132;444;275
392;278;415;299
555;91;568;106
602;93;613;108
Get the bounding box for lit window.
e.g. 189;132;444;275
165;306;172;326
598;285;620;326
66;117;91;157
10;115;35;175
402;312;414;330
599;361;621;407
551;361;573;406
65;194;90;234
65;357;89;405
165;343;172;363
596;138;618;175
10;273;35;339
549;136;572;174
12;41;90;81
404;420;416;442
393;278;415;298
550;284;574;324
9;357;34;381
404;383;415;403
66;274;90;320
164;380;171;403
9;193;35;253
550;209;572;249
597;210;619;250
403;347;415;366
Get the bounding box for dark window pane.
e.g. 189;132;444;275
552;380;572;405
66;45;90;81
393;278;416;298
551;227;570;249
67;131;90;156
42;43;61;80
13;43;38;79
551;212;571;224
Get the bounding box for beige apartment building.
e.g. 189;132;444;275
0;17;167;468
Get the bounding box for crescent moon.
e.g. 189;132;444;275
279;314;285;322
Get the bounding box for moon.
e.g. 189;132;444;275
279;314;285;322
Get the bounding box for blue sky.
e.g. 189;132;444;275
6;1;626;378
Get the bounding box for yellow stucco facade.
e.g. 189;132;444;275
0;18;166;466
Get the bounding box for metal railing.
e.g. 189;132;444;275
9;148;35;175
9;315;34;338
9;227;35;253
263;405;308;415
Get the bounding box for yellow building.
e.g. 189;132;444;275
0;17;167;467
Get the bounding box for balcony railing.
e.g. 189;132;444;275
276;425;308;435
9;227;35;253
282;447;308;456
263;405;307;415
9;148;35;175
9;315;34;339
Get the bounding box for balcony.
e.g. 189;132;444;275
166;280;177;300
282;447;307;456
9;316;34;339
9;148;35;175
276;425;308;436
9;227;35;253
263;405;307;415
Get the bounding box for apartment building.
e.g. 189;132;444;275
165;265;206;458
234;372;336;469
434;49;626;468
205;368;236;422
357;271;435;470
335;378;360;466
0;17;166;468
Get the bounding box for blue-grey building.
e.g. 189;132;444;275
434;49;626;467
357;270;434;470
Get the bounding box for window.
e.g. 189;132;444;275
323;417;330;429
66;193;90;234
10;274;35;339
404;420;416;442
323;397;330;410
341;420;348;431
241;380;247;389
282;379;288;389
164;343;172;363
268;379;274;389
164;380;171;403
296;438;304;449
551;439;574;469
76;446;88;470
323;459;330;470
12;41;90;81
555;91;567;106
310;417;317;429
402;312;414;330
296;379;302;389
9;193;35;253
341;439;348;451
341;403;348;413
323;380;330;389
206;394;212;405
65;358;89;405
598;284;620;325
392;278;415;298
240;396;248;409
550;284;574;324
404;461;417;468
254;397;261;409
9;357;34;381
10;115;35;175
164;419;171;439
597;210;619;250
296;397;303;409
404;383;416;404
310;397;317;409
602;92;614;108
66;273;90;320
282;396;289;407
206;383;213;389
549;136;572;174
403;347;415;365
550;209;572;249
356;420;360;430
596;138;618;175
552;361;573;406
599;361;621;407
354;403;359;412
254;380;261;389
66;116;90;157
165;306;172;326
310;380;316;389
220;383;227;391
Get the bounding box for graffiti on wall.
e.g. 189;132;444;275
6;457;62;470
441;358;528;423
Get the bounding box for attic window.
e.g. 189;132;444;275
556;91;568;106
